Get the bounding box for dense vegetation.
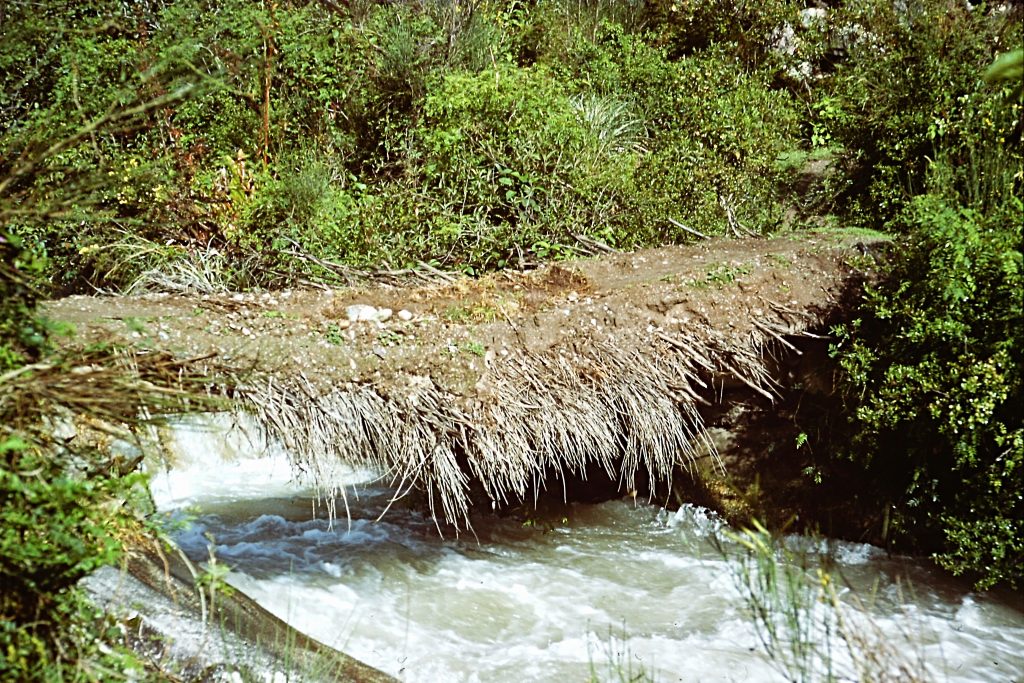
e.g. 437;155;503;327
1;235;141;679
0;0;1021;677
826;18;1022;589
0;0;818;289
2;0;1017;286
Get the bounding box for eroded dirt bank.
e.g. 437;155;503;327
46;231;884;536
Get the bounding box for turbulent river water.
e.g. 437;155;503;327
152;423;1024;682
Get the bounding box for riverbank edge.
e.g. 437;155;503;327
82;538;397;682
59;233;898;675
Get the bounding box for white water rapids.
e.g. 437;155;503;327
151;418;1024;682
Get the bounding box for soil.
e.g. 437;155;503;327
44;230;888;539
45;230;879;392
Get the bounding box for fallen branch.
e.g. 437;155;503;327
668;217;710;240
573;233;618;254
752;319;802;355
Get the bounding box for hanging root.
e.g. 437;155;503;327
235;312;811;531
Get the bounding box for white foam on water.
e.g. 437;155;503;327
167;488;1024;682
147;413;378;509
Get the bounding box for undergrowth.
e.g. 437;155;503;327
1;233;225;679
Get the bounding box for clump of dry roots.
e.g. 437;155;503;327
1;348;226;461
238;314;810;532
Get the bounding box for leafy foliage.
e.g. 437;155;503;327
834;195;1023;589
0;233;48;369
1;443;133;612
0;251;148;678
643;0;801;68
825;0;1021;223
2;0;810;286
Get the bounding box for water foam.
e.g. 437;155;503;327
168;487;1024;682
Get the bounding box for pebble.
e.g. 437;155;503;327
376;307;393;322
398;309;414;321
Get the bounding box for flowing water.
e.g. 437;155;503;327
153;421;1024;682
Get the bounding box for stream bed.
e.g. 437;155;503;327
153;435;1024;682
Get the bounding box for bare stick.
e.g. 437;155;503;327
668;217;710;240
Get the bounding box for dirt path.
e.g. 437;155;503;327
46;232;876;390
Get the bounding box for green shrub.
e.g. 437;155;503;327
828;0;1022;224
241;152;372;262
0;250;151;680
0;448;135;621
410;64;640;268
642;0;800;68
0;584;146;682
273;6;366;156
626;49;800;237
0;233;48;369
834;194;1023;589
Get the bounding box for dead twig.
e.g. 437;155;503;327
668;217;710;241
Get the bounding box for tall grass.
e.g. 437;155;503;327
587;623;655;683
718;521;927;683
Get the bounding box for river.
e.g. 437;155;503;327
152;423;1024;682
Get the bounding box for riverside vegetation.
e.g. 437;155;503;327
1;0;1022;679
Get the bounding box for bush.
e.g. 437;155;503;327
826;32;1024;588
1;0;814;290
410;64;641;269
0;233;48;369
827;0;1022;224
834;194;1023;589
0;247;151;680
0;448;134;621
642;0;800;69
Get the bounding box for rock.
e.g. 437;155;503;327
376;307;393;322
51;417;77;442
346;304;379;322
398;309;414;321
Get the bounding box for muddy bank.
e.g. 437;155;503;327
46;231;884;534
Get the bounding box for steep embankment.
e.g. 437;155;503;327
46;231;883;531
